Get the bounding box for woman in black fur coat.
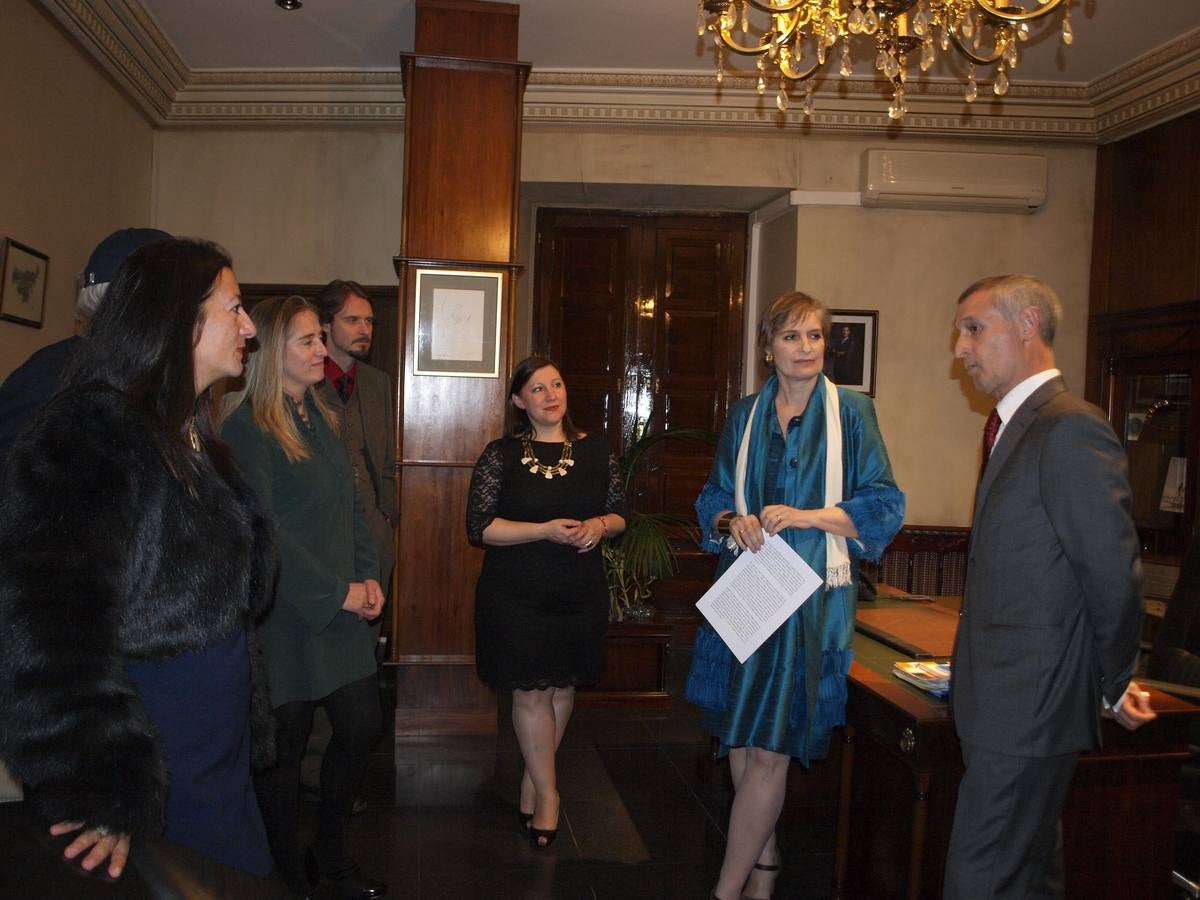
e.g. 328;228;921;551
0;238;278;883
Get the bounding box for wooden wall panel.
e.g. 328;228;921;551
1089;110;1200;319
401;63;520;263
392;466;480;655
391;0;526;734
393;665;497;736
414;0;519;59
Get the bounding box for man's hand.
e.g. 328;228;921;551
1106;679;1157;731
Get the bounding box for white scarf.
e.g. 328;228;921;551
730;376;851;587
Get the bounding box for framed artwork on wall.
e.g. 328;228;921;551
413;269;502;378
0;239;49;328
825;309;878;397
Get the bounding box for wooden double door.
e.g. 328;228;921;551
534;210;747;518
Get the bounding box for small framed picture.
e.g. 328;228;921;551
824;310;878;396
0;239;49;328
413;269;503;378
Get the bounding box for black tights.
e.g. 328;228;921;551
255;672;382;892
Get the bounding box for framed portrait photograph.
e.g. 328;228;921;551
413;269;503;378
824;309;878;396
0;239;49;328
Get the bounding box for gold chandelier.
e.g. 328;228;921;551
697;0;1074;120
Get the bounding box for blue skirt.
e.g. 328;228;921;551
126;627;273;876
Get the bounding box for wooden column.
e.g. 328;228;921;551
389;0;527;735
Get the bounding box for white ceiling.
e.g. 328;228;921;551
139;0;1200;86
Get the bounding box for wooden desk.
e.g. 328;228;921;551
835;596;1199;900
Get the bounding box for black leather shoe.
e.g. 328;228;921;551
328;872;387;900
305;848;387;899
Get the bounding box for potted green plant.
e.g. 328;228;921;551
601;427;716;622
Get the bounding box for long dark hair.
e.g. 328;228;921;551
505;354;581;440
65;237;238;482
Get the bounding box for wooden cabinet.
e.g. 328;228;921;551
1088;306;1199;559
1088;110;1200;561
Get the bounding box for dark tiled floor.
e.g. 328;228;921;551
331;649;839;899
7;646;1200;897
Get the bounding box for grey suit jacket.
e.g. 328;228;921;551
950;376;1143;758
317;361;398;580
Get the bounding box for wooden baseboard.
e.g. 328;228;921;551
577;622;672;709
393;707;498;737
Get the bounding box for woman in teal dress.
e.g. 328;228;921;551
222;295;386;899
685;292;904;900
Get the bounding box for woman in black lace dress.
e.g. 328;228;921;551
467;356;627;849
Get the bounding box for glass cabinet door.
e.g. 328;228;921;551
1120;369;1193;557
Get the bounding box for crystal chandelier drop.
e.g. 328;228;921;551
697;0;1074;121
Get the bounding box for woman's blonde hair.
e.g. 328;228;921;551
221;294;337;462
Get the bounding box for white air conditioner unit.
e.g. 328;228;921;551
861;149;1047;213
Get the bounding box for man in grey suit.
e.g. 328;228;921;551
314;280;398;600
944;274;1156;899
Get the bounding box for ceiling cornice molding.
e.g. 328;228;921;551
168;71;407;126
187;70;405;87
40;0;186;122
522;74;1098;142
38;1;1200;138
1089;29;1200;100
527;69;1090;103
1088;31;1200;143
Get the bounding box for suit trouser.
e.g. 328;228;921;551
943;742;1078;900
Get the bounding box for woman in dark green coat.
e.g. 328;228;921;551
223;294;386;899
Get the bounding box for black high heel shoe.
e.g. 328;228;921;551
527;789;559;849
518;810;533;832
304;847;387;899
529;824;558;850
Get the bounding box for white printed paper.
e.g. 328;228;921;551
431;288;484;361
696;532;824;664
1161;456;1186;514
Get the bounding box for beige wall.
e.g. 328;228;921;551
0;0;154;380
749;206;800;392
522;127;1097;526
151;128;405;286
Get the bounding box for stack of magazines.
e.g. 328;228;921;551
892;660;951;697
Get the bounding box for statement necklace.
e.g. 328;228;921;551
521;437;574;479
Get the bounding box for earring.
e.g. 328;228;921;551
764;351;774;365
